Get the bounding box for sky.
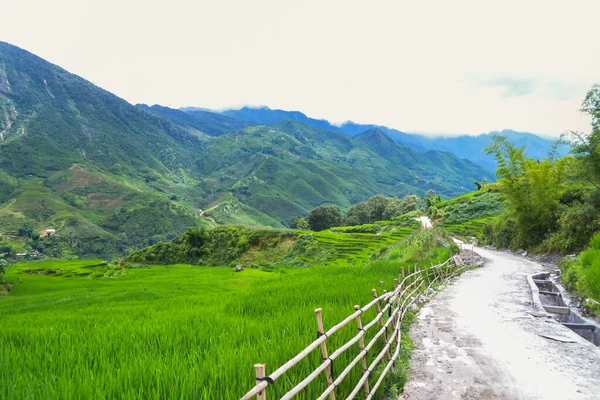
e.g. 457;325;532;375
1;0;598;137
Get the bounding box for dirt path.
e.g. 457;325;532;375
401;245;600;400
199;204;220;224
415;216;433;230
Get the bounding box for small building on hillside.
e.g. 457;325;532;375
41;229;56;238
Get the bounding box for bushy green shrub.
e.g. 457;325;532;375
127;226;297;266
546;202;600;252
484;215;518;249
579;233;600;301
308;205;342;231
590;231;600;250
560;233;600;308
559;257;582;292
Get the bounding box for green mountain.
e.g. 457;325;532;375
0;42;215;258
161;119;493;222
213;106;569;171
0;41;492;258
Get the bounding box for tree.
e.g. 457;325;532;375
290;216;309;229
0;259;9;280
485;135;569;247
184;227;208;259
382;197;403;220
345;202;372;225
424;189;436;199
308;205;342;231
401;194;420;213
423;190;441;215
568;84;600;187
18;221;36;238
366;195;390;222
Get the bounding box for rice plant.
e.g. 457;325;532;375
0;228;453;399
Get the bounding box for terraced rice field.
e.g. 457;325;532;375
438;217;492;239
311;227;414;265
1;224;438;399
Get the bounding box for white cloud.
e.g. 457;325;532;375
1;0;598;137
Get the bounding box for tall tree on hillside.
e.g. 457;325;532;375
367;195;389;222
402;195;420;213
308;205;342;231
570;84;600;187
345;202;372;225
290;216;309;229
423;190;441;215
486;136;570;246
382;197;404;220
383;195;421;220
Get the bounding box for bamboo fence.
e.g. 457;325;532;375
241;255;469;400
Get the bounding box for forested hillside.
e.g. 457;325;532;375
0;41;491;258
210;106;568;171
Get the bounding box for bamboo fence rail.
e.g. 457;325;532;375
241;256;470;400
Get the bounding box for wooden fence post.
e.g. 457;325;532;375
414;264;418;284
354;305;370;397
429;262;437;284
315;308;336;400
391;283;401;345
401;266;405;284
254;364;267;400
413;265;420;303
373;289;391;360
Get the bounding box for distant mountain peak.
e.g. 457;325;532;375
354;127;395;143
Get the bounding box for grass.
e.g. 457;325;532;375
435;190;505;242
438;217;495;240
0;227;456;399
559;232;600;315
436;190;504;225
12;259;120;278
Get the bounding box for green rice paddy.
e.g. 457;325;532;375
0;226;454;399
438;218;493;240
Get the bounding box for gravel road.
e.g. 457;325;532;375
401;245;600;400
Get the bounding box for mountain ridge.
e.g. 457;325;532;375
202;106;569;171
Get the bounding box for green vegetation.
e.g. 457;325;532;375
126;226;297;266
473;84;600;313
126;220;419;270
560;232;600;313
297;194;422;233
434;190;505;241
290;215;309;229
484;136;573;249
481;125;598;253
0;41;491;258
433;190;503;223
440;218;495;241
344;194;420;226
1;223;460;399
308;204;342;231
